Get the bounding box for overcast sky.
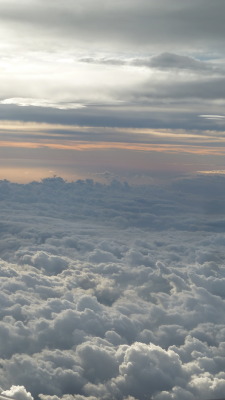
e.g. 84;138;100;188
0;0;225;182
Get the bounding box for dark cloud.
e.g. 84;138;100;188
82;53;215;72
139;53;214;71
1;0;225;52
1;104;225;135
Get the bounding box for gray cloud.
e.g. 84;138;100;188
81;53;216;73
0;0;225;139
1;50;225;134
138;53;214;71
1;0;225;52
0;177;225;399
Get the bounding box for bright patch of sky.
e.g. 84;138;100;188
0;0;225;181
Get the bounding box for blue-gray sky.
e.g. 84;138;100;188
0;0;225;182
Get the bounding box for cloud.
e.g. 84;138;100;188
0;99;85;110
0;49;225;136
0;2;225;398
199;114;225;120
114;342;184;398
79;52;217;73
141;53;212;71
1;0;225;53
0;1;225;139
0;177;225;399
2;386;34;400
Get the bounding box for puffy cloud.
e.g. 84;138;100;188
2;386;34;400
115;342;184;399
0;177;225;399
22;251;69;275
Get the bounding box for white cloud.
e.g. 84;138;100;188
2;386;34;400
0;99;85;110
0;177;225;399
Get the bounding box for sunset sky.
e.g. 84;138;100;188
1;0;225;182
2;3;225;400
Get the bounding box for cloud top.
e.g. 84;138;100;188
0;177;224;398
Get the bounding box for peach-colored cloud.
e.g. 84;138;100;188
0;120;225;156
0;139;225;156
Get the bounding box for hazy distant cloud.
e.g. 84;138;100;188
80;52;216;72
199;114;225;120
138;53;213;71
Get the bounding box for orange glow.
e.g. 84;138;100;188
0;167;89;183
0;120;225;142
0;139;225;155
0;120;225;166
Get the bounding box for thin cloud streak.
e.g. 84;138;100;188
0;98;85;110
1;140;225;156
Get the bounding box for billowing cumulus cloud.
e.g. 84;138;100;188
2;386;34;400
0;176;225;399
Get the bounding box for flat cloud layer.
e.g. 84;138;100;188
1;0;225;51
0;176;225;399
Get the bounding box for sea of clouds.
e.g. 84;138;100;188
0;175;225;400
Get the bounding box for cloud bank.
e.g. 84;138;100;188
0;176;225;399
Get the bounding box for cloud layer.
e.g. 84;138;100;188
1;0;225;52
0;1;225;135
0;176;225;399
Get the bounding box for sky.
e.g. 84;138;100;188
0;0;225;182
2;2;225;400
